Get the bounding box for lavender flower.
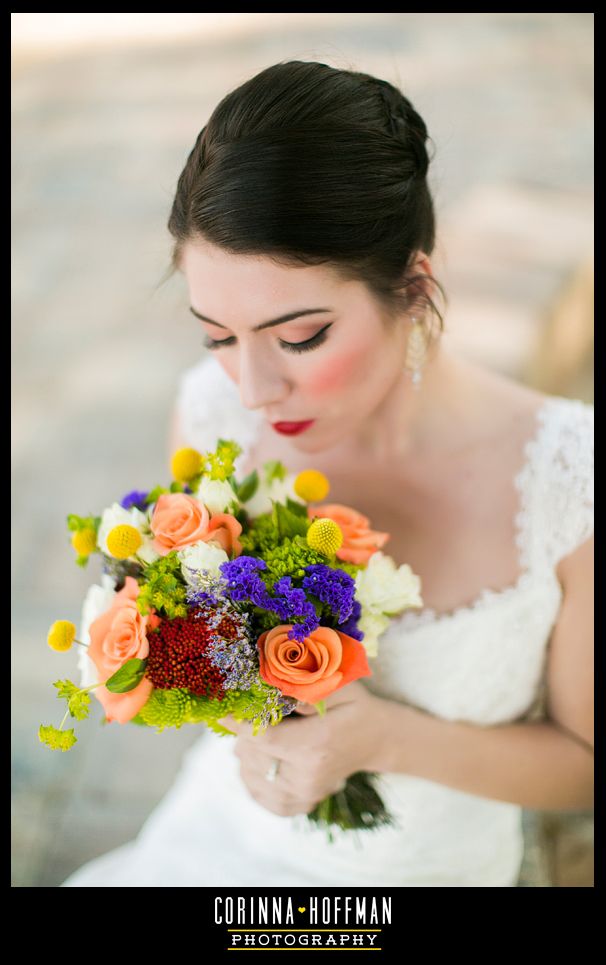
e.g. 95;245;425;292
335;598;365;642
301;564;357;623
120;489;150;512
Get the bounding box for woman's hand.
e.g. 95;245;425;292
217;681;387;817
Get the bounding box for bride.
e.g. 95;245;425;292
61;60;593;887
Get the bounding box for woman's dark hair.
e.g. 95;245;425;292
163;60;447;339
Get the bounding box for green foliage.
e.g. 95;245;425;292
39;677;102;750
66;515;101;567
137;688;193;732
202;439;243;482
259;535;327;584
284;497;309;518
105;658;148;694
133;676;291;739
54;679;91;720
271;500;310;540
235;468;259;503
145;484;169;506
38;724;77;751
263;459;287;485
136;552;188;618
66;513;101;534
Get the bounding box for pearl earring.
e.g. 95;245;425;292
404;316;429;390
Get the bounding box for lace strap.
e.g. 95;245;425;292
516;397;594;574
174;355;264;473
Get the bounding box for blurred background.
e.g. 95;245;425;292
12;13;593;887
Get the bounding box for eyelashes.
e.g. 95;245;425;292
202;323;333;355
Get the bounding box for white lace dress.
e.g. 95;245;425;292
61;356;593;888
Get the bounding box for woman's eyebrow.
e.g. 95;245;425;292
189;306;334;331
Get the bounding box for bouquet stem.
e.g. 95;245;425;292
305;771;397;842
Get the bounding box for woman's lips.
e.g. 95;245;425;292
271;420;315;436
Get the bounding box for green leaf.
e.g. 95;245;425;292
235;469;259;503
68;690;92;720
53;679;92;720
314;700;327;717
38;724;77;751
66;513;101;534
284;496;309;518
145;484;169;505
272;501;310;539
264;460;287;485
105;657;148;694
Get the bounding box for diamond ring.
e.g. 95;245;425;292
265;758;281;782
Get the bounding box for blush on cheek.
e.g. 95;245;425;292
305;348;367;397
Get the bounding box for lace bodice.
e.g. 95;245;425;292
62;355;593;888
175;354;593;723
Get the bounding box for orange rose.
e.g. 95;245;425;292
150;492;242;557
200;511;243;557
87;576;159;724
257;624;371;704
307;503;390;565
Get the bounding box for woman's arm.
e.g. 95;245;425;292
372;535;594;811
371;701;593;810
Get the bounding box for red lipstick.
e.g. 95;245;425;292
271;420;315;436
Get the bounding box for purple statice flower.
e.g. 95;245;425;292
335;597;365;642
218;558;317;642
120;489;150;512
301;564;356;623
219;556;271;607
218;557;362;644
264;575;320;642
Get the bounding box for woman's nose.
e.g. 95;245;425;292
237;348;290;412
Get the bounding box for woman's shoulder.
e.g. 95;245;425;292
466;358;592;453
510;384;593;571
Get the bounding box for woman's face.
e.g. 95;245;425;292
180;238;413;453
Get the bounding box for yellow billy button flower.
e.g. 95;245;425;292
294;469;330;502
47;620;76;652
71;528;97;556
106;524;143;559
306;517;343;557
171;447;203;483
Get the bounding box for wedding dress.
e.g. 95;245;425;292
61;355;593;888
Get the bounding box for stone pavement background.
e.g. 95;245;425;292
12;13;593;887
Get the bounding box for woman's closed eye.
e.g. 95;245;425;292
202;323;333;355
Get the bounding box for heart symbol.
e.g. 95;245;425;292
298;906;306;913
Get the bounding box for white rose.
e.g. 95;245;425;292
76;573;117;689
177;540;229;586
97;502;160;564
194;476;240;515
244;472;306;518
355;551;423;616
356;611;391;659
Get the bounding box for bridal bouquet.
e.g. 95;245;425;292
40;438;423;839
